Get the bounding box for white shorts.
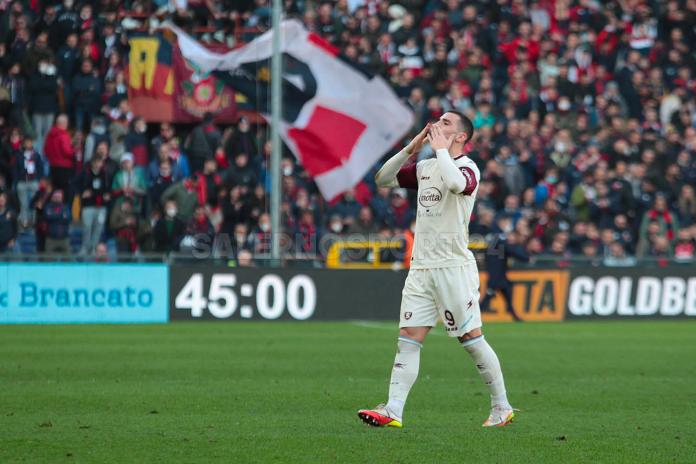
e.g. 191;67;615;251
399;265;482;337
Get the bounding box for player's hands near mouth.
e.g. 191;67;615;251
427;125;455;152
405;123;430;155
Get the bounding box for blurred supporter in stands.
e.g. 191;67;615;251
186;111;221;173
109;195;137;253
44;114;75;193
112;152;146;210
154;199;185;253
12;135;43;227
73;155;112;255
0;192;17;252
44;189;72;253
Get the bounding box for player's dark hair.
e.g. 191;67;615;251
445;110;474;147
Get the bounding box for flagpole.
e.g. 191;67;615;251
270;0;282;267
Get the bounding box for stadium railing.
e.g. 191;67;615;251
0;253;692;268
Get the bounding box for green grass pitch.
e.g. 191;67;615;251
1;321;695;463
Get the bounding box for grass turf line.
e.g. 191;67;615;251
0;321;695;463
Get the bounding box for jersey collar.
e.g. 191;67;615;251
453;154;465;160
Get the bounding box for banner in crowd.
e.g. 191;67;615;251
567;267;696;319
127;33;237;123
0;264;169;324
172;21;414;201
172;43;236;122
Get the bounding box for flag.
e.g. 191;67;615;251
171;20;414;201
126;33;237;123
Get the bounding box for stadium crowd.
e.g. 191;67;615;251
0;0;695;266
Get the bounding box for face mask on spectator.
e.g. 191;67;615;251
160;169;171;178
140;123;147;133
64;0;73;8
330;222;342;233
167;207;177;217
236;234;246;244
546;175;558;184
283;167;293;176
39;64;48;74
81;12;91;20
555;142;567;153
260;222;270;232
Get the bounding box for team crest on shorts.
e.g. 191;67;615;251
404;312;413;320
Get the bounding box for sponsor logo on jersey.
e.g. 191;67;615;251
446;326;459;332
418;187;442;208
421;176;430;180
394;363;406;369
404;311;412;320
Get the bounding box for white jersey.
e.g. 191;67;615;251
396;154;480;269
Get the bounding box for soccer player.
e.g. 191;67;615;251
358;111;517;428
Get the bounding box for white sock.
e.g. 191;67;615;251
387;337;422;418
461;335;511;409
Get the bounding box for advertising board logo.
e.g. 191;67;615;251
480;270;569;322
419;188;442;208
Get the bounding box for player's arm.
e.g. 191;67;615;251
428;125;477;194
375;124;430;189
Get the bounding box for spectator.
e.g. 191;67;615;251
72;59;101;131
369;186;392;226
0;172;19;214
109;196;137;253
74;155;111;255
185;111;221;173
154;199;185;253
331;187;362;228
56;33;79;111
221;185;250;239
0;192;17;252
83;117;109;164
43;189;72;253
295;208;322;255
386;188;415;230
639;194;680;247
236;249;255;267
0;128;22;181
347;206;380;237
185;204;214;242
226;116;256;160
226;152;257;194
29;176;53;252
251;212;272;256
94;241;109;262
124;117;149;167
11;135;43;227
198;158;221;206
167;137;191;179
151;122;174;158
137;207;162;253
111;153;147;209
161;175;200;221
7;61;27;129
108;113;129;162
44;114;75;192
149;158;177;207
28;57;58;154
